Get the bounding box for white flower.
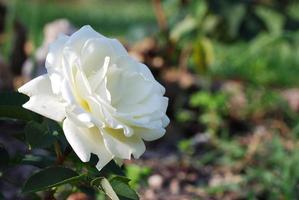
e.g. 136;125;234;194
18;25;169;170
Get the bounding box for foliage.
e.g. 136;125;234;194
125;164;151;190
2;0;299;199
0;92;140;199
1;0;157;59
190;91;228;134
210;32;299;87
245;136;299;199
164;0;299;86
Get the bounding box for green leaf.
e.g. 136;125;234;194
170;16;197;42
91;177;120;200
125;165;151;189
25;121;55;149
91;176;139;200
88;159;125;178
0;92;39;121
21;154;56;168
0;146;9;168
0;92;28;105
22;167;83;193
45;119;69;151
46;119;63;136
101;160;125;176
110;176;139;200
255;6;284;34
225;4;246;38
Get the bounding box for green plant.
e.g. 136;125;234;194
245;136;299;199
209;32;299;87
125;164;152;190
0;92;139;199
190;91;228;135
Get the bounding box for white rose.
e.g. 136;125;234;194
18;25;169;170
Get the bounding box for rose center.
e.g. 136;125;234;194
80;99;91;112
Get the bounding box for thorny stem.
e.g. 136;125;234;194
54;141;72;165
54;140;63;164
45;142;72;200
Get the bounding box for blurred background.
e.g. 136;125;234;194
2;0;299;199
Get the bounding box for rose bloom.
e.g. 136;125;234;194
18;25;169;170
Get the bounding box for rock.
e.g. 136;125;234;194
281;88;299;112
169;179;180;195
209;172;242;187
143;189;156;200
151;56;164;68
67;192;90;200
148;174;163;189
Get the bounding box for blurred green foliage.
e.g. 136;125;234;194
125;164;151;190
190;91;228;134
167;1;299;198
165;0;299;86
9;0;156;47
0;92;138;199
2;0;299;199
211;32;299;87
245;136;299;199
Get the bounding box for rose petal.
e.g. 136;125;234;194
109;38;128;56
65;25;103;52
88;56;110;91
115;95;166;117
65;105;94;128
137;63;165;94
114;56;165;94
80;38;115;75
136;127;166;141
107;68;154;107
75;69;92;97
18;74;51;96
87;96;133;136
101;128;145;159
18;75;66;121
63;118;113;170
61;79;76;104
46;34;69;95
162;115;170;127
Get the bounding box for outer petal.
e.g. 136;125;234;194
162;115;170;127
136;127;166;141
109;38;128;57
45;34;69;95
18;75;66;121
116;95;167;118
63;118;113;170
65;25;103;54
114;56;165;94
137;63;165;94
101;128;145;159
80;38;125;75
